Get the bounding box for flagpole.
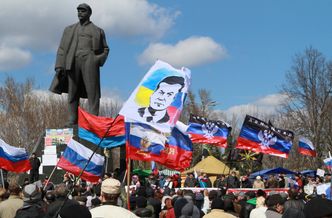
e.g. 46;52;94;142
0;169;4;189
43;163;58;191
127;157;131;210
329;151;332;199
56;113;120;217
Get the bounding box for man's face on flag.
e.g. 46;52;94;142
149;82;182;111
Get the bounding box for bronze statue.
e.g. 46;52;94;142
50;3;109;126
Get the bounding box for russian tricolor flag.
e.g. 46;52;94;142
324;157;332;169
298;136;317;157
0;139;31;173
126;121;193;171
58;139;104;183
78;107;125;148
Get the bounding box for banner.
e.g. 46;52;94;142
187;114;231;147
120;60;191;133
236;115;294;158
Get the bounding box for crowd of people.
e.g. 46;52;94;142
0;170;331;218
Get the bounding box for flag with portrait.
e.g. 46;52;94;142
119;60;191;133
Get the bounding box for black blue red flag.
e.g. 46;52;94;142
236;115;294;158
187;114;231;148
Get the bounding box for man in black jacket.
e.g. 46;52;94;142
29;153;41;183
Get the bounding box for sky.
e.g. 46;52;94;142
0;0;331;118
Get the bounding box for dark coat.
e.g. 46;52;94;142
30;157;40;172
49;22;109;99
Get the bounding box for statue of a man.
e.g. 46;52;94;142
50;3;109;126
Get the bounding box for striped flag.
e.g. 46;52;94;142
298;136;317;157
78;107;125;148
0;139;31;172
324;157;332;169
58;139;104;183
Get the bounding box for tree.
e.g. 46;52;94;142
280;47;332;168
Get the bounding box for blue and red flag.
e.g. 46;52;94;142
236;115;294;158
0;139;31;173
187;114;231;148
57;139;104;183
78;107;125;148
298;136;316;157
125;121;193;171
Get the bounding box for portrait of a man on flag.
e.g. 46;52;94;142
120;60;191;133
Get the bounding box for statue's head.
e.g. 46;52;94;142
77;3;92;21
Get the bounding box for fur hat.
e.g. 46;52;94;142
23;184;41;202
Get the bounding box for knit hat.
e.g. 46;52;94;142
23;184;41;202
59;204;91;218
101;178;121;195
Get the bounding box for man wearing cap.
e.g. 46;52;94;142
50;3;109;126
253;176;265;189
15;184;46;218
90;178;138;218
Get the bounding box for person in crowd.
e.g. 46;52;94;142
233;192;247;215
172;174;180;188
199;174;212;188
203;198;236;218
146;174;157;188
282;207;305;218
15;184;46;218
45;183;79;218
62;173;74;190
0;182;23;218
294;174;303;190
253;176;265;189
278;175;285;188
283;189;305;212
184;173;198;187
58;204;92;218
132;175;141;188
159;196;172;218
265;194;285;218
44;191;56;205
226;171;240;188
158;174;166;188
90;178;138;217
29;153;41;183
249;196;267;218
22;178;30;189
146;187;161;218
43;176;54;192
0;187;9;202
213;174;227;189
133;196;153;218
163;176;173;189
267;175;279;188
240;191;256;218
304;197;332;218
240;175;252;188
